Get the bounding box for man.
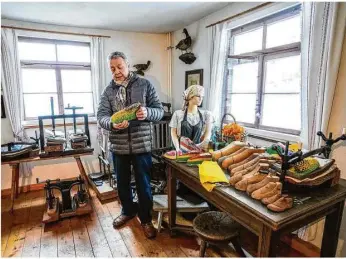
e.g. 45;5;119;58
97;51;164;239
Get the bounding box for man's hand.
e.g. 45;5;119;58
136;106;148;120
112;120;129;130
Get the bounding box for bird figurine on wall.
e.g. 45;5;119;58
133;60;151;76
175;28;192;54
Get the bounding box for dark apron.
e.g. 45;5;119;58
177;109;207;205
180;109;204;144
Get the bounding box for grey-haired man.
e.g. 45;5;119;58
97;51;164;239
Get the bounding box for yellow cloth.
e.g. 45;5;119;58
289;142;302;152
198;161;229;192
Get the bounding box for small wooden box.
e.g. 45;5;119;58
71;140;87;149
45;144;64;152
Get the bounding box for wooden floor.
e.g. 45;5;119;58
1;189;233;258
1;188;309;258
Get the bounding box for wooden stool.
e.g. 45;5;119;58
193;211;246;257
153;194;209;232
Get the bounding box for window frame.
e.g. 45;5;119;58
224;4;302;136
18;36;94;120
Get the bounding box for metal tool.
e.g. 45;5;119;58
273;131;346;194
65;104;83;134
50;97;56;136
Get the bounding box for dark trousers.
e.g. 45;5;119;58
112;152;153;224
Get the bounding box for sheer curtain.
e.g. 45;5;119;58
206;23;228;126
298;2;346;242
1;28;32;177
90;36;107;111
300;2;346;150
90;36;111;160
1;28;25;140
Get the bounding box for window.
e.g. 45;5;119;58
18;37;93;120
224;5;301;135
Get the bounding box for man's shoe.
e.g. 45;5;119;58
113;214;135;229
142;222;157;239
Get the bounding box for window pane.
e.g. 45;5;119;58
24;94;59;118
57;44;90;63
61;70;92;92
261;94;301;130
63;93;94;114
266;15;301;48
264;55;301;93
18;41;56;61
233;27;263;55
230;61;258;93
229;94;256;124
22;68;57;93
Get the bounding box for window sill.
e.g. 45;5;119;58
245;127;301;143
23;117;97;129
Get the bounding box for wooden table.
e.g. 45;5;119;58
165;159;346;257
2;148;94;213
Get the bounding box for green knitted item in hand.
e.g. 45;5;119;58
111;102;141;124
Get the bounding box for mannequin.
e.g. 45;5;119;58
169;85;214;204
169;85;213;153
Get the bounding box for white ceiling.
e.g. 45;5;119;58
1;2;230;33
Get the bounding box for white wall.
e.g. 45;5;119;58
328;32;346;180
171;2;264;111
1;19;169;190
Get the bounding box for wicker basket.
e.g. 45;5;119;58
217;113;247;144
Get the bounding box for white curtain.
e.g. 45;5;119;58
90;36;107;110
90;36;110;159
206;22;228;126
1;28;25;140
298;2;346;242
1;28;32;177
300;2;346;150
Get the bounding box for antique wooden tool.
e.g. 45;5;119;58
37;176;92;223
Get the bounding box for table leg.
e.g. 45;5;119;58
321;200;344;257
258;224;279;257
10;164;19;213
168;165;177;236
75;156;92;198
15;164;20;198
157;212;163;233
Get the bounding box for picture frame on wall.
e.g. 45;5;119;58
185;69;203;89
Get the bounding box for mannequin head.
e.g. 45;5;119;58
188;95;203;107
182;85;204;110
